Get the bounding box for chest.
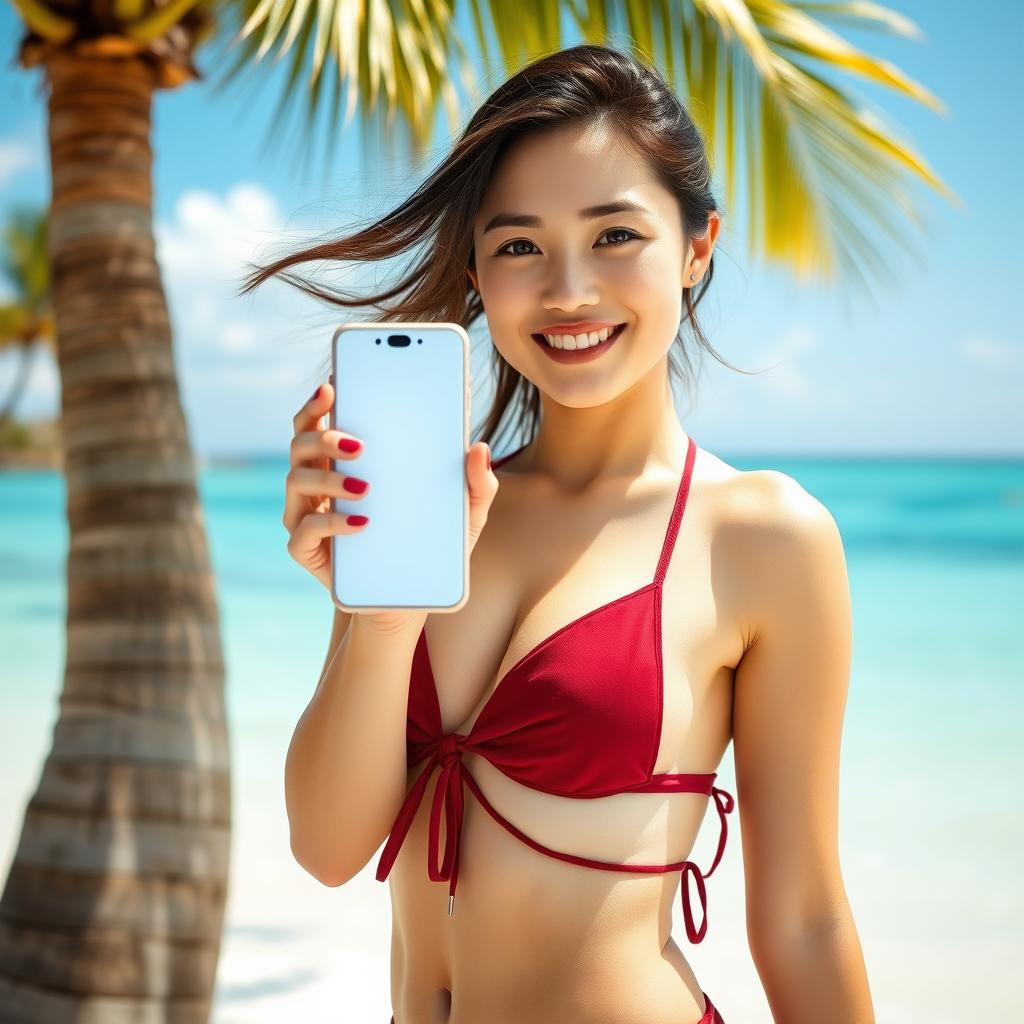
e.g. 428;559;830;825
421;471;742;768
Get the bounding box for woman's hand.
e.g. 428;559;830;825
283;378;499;632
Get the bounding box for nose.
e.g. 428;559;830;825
541;259;601;313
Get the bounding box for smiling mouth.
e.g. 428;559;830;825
531;322;627;350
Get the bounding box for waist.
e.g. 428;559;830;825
388;803;689;946
390;925;707;1024
379;748;733;944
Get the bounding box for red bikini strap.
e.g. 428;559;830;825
679;862;709;943
375;753;437;883
375;734;469;916
493;436;696;589
653;435;697;588
703;785;735;879
679;784;735;943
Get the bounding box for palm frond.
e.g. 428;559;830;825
203;0;951;285
206;0;476;172
631;0;953;287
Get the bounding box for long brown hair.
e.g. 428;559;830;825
237;43;752;454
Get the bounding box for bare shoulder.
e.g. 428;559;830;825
698;450;847;638
702;448;833;527
697;448;835;531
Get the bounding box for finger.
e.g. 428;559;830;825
290;427;363;469
466;442;498;538
283;465;369;533
470;441;493;483
286;509;369;563
292;381;334;437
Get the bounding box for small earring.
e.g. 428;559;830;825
688;273;696;282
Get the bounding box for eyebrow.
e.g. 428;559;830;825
482;199;653;234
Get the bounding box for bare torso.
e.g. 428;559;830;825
388;440;750;1024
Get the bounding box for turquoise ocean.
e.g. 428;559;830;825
1;453;1021;1022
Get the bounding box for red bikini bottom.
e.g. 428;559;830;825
389;989;724;1023
697;989;726;1023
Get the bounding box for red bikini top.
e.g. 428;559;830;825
375;435;735;944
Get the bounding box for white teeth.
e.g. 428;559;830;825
541;324;619;349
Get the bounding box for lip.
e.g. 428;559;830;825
531;322;626;363
534;320;619;334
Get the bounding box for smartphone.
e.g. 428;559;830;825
329;321;471;614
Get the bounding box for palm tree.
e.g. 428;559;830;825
0;207;53;434
0;0;951;1018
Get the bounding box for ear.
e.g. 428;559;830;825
466;267;478;291
684;210;722;287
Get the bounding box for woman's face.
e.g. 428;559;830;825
471;120;701;407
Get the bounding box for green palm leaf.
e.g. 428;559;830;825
197;0;953;284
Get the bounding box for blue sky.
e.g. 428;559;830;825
1;0;1021;458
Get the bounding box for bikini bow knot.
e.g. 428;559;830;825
678;782;736;944
437;732;463;769
374;732;469;916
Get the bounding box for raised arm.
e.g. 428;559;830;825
732;471;874;1023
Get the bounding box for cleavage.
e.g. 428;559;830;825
423;468;682;738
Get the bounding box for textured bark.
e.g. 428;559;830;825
0;51;230;1023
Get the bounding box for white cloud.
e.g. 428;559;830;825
958;335;1021;371
0;137;39;188
154;183;357;454
156;183;289;285
2;181;388;453
155;183;332;360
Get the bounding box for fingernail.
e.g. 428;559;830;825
347;514;368;526
312;385;322;401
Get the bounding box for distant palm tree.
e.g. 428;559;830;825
1;0;951;1019
0;207;53;433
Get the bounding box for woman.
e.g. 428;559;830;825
244;43;873;1024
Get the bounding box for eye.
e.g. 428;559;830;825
601;227;639;247
493;227;641;258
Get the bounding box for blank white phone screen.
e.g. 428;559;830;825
330;323;469;610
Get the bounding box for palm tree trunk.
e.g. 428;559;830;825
0;52;230;1022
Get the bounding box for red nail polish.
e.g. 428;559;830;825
343;477;368;494
347;514;368;526
312;385;322;400
338;437;361;453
